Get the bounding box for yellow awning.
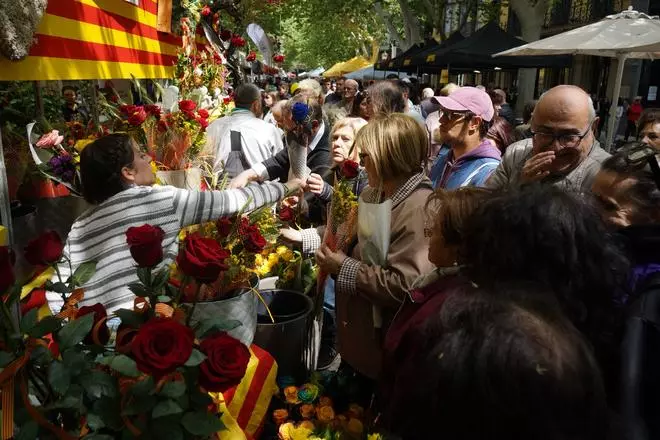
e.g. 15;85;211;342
322;56;372;77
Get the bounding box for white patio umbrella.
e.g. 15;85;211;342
494;7;660;149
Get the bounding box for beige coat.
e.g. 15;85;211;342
335;175;434;379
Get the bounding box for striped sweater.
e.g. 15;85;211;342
46;182;286;314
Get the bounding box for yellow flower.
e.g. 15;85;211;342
297;420;315;431
368;434;383;440
276;245;289;256
255;254;264;266
74;139;93;152
268;253;280;265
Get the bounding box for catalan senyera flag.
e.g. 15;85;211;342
0;0;180;81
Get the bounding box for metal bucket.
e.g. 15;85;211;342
253;289;314;379
187;286;258;346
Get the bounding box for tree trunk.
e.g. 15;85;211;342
397;0;423;49
509;0;548;114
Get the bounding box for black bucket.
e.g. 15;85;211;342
254;289;313;379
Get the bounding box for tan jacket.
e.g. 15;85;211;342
335;174;434;379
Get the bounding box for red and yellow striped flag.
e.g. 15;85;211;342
0;0;182;80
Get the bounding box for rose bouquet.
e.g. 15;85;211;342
0;226;252;439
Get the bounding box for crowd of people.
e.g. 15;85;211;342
49;75;660;439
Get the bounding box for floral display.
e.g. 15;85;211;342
0;227;252;439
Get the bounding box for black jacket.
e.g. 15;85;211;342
620;225;660;440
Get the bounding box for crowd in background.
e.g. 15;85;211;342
57;74;660;439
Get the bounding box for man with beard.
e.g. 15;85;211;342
487;85;610;190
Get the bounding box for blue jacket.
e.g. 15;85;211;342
429;141;502;189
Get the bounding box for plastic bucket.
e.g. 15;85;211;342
254;289;313;379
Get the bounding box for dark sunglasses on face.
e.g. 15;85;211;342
439;110;469;122
621;142;660;190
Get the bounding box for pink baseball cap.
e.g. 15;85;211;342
432;86;495;122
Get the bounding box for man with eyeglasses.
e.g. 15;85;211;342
428;86;502;189
488;85;610;190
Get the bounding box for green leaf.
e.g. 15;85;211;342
44;395;80;410
99;354;140;378
136;267;151;286
45;281;71;294
128;283;149;298
152;399;183;418
57;313;94;350
29;345;52;364
48;361;71;395
85;413;105;431
72;261;97;286
152;268;170;289
15;420;39;440
113;309;145;328
194;317;241;339
159;380;186;398
82;434;114;440
93;397;123;431
62;349;87;375
184;349;206;367
80;370;117;399
129;376;154;396
27;315;62;338
181;411;225;436
152;417;183;440
20;308;39;334
157;295;172;303
0;351;14;368
122;395;157;416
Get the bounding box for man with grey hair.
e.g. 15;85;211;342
205;83;284;178
487;85;609;190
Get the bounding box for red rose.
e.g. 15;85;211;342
197;117;209;131
197;108;209;119
178;100;197;112
127;107;147;126
157;120;169;133
45;334;59;358
246;51;256;62
21;288;46;315
279;206;295;222
198;332;250;392
144;104;161;118
244;230;267;252
126;224;165;268
119;105;137;116
201;5;212;16
223;96;233;105
340;160;360;179
176;233;230;283
182;110;197;121
220;29;232;41
75;303;110;345
216;217;234;237
24;231;64;266
0;247;15;294
230;35;246;47
131;318;194;377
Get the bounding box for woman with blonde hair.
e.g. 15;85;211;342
315;113;434;380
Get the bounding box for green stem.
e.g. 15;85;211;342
185;283;203;327
174;276;190;305
53;263;67;304
0;300;19;344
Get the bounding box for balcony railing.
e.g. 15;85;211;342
544;0;627;29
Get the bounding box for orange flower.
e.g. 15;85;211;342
298;420;315;431
318;396;333;407
299;404;315;419
347;418;364;436
273;409;289;426
348;403;364;420
283;386;300;404
316;405;335;424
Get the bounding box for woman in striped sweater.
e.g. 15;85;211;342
46;133;300;314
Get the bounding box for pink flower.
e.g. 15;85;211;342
36;130;64;148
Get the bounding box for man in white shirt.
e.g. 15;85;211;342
206;83;284;178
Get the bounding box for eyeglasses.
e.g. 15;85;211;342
530;119;595;149
621;143;660;190
439;110;469;122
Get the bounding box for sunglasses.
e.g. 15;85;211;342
622;143;660;190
